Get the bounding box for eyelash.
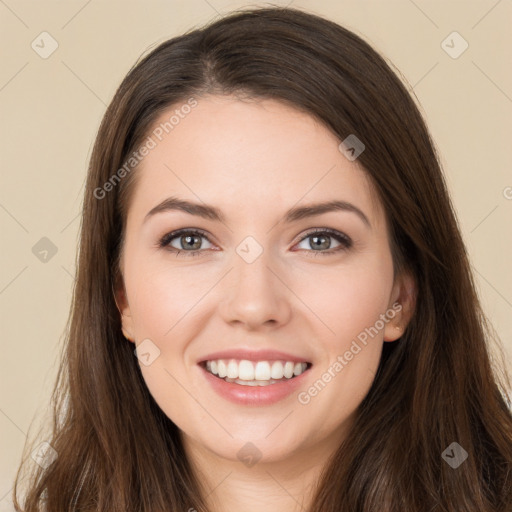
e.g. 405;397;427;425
158;228;353;258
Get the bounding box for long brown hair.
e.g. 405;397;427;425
14;7;512;511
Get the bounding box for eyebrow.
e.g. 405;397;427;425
144;196;371;227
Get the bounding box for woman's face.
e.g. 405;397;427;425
117;95;411;465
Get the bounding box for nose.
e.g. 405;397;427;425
218;249;292;330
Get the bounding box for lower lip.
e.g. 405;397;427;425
199;364;311;406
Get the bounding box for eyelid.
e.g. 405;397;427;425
296;227;352;246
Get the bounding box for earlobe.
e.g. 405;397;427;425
383;310;404;342
383;272;416;342
121;327;134;342
113;278;135;343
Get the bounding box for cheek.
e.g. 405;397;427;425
124;258;210;425
293;254;394;349
125;256;218;339
299;256;394;416
294;262;393;424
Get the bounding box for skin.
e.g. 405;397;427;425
116;95;415;512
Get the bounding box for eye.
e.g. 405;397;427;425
294;229;352;256
158;227;353;258
158;229;214;257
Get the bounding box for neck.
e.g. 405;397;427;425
181;426;349;512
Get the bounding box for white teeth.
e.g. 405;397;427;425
283;361;294;378
270;361;284;379
227;360;238;379
217;360;227;378
204;359;308;382
254;361;270;380
239;360;255;380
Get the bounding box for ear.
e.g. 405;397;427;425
383;271;416;342
113;274;135;343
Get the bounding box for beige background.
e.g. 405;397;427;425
1;0;511;508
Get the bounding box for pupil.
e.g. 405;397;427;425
183;235;200;249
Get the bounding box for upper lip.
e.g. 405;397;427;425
198;349;312;364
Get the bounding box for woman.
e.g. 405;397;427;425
14;6;512;512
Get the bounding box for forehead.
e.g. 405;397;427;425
126;95;383;227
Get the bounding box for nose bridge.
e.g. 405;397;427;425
234;243;274;292
219;237;291;328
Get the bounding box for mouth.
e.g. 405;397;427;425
199;359;313;387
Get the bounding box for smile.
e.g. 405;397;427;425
203;359;310;386
197;349;313;405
